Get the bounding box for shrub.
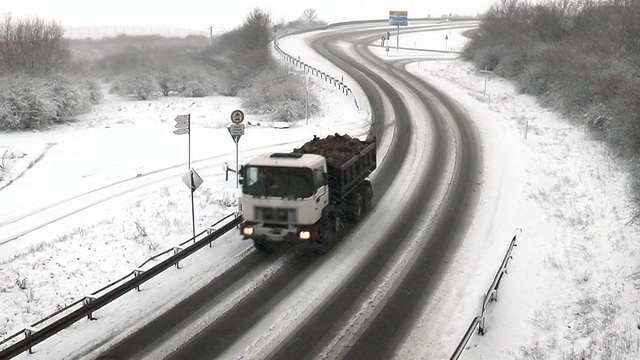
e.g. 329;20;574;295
156;69;181;96
239;65;318;122
0;73;98;129
174;68;214;97
46;74;91;120
180;80;210;97
0;75;57;129
110;72;161;100
85;78;104;104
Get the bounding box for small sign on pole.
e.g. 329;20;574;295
181;168;203;192
228;110;245;188
174;114;190;134
181;168;203;240
228;123;245;143
230;109;244;124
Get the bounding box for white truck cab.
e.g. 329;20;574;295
240;152;330;243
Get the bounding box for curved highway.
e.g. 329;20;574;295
95;21;482;360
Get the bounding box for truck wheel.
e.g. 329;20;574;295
362;182;373;211
314;227;333;255
349;193;364;222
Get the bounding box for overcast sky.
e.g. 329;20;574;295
2;0;498;31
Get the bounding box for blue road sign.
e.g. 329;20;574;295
389;16;408;26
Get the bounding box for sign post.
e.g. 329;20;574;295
173;114;197;239
228;110;245;188
480;67;493;98
389;10;408;50
181;168;203;241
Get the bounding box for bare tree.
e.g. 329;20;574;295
0;15;71;75
301;8;318;24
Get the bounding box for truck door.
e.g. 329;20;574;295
313;168;329;211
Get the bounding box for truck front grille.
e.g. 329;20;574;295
255;207;297;223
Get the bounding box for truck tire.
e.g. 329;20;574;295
314;226;333;255
362;181;373;212
348;193;364;222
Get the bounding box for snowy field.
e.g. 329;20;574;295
0;23;639;359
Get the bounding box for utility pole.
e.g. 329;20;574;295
208;26;213;47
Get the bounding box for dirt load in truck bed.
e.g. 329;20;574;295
294;133;370;167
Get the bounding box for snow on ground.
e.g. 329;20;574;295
0;38;368;357
1;22;639;359
383;27;640;359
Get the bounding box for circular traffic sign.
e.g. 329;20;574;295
230;109;244;124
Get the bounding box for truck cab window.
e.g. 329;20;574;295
314;168;326;191
243;166;314;199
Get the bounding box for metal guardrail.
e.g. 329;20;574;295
273;28;362;111
450;229;520;360
0;213;242;359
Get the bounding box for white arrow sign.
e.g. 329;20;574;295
175;114;190;130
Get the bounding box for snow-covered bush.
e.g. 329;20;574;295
110;72;161;100
0;74;99;129
46;74;92;120
239;65;318;122
85;78;104;104
156;69;182;96
180;79;212;98
0;75;57;129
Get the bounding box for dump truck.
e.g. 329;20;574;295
239;134;376;254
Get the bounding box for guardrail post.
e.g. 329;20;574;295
207;227;216;247
478;294;486;335
84;295;98;320
23;327;37;354
133;268;144;291
173;246;184;268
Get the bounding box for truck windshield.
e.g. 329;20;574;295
243;166;314;199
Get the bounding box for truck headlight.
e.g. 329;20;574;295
299;231;319;240
243;227;254;236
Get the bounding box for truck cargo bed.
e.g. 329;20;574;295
295;134;376;203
